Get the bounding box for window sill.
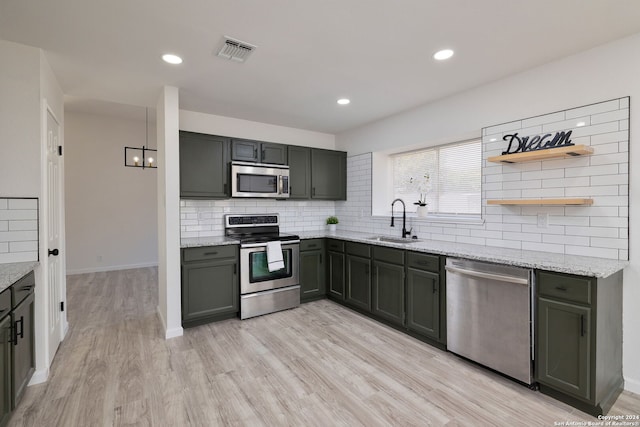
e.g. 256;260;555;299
374;213;485;225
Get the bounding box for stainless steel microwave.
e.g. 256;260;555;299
230;161;290;198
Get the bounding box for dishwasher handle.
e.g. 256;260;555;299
445;265;529;286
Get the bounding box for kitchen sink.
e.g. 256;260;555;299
367;236;421;244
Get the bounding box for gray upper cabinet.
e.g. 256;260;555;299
287;146;311;199
179;131;230;199
231;139;287;165
311;149;347;200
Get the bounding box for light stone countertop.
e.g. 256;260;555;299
0;261;39;292
181;230;627;278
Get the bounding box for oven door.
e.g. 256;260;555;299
240;242;299;294
231;162;290;198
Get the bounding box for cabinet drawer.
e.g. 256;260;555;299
538;271;592;305
346;242;371;258
300;239;324;252
0;288;11;320
182;245;237;263
406;252;440;273
327;239;344;253
373;246;404;265
12;271;35;309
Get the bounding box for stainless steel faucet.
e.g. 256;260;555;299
391;198;411;238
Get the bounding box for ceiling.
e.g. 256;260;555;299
2;1;640;134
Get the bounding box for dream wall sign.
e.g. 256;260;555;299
501;130;573;155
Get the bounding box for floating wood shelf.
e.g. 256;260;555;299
487;198;594;206
487;145;594;163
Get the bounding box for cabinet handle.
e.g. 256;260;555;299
580;315;585;337
555;286;568;292
19;285;33;292
19;316;24;339
224;183;228;194
320;254;322;264
262;149;265;159
234;264;237;275
14;317;23;343
203;251;218;256
308;244;317;248
312;187;316;197
254;148;258;158
433;283;437;294
416;260;429;266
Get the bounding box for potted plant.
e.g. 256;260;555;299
326;216;339;232
409;173;430;217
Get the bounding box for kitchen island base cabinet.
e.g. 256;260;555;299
300;239;326;302
181;246;239;328
536;270;623;417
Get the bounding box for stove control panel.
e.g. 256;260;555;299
225;214;279;228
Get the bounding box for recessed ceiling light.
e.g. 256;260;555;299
433;49;454;61
162;54;183;65
337;98;350;105
576;121;586;127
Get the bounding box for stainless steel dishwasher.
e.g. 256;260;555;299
445;258;534;385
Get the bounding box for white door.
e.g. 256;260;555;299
46;108;63;363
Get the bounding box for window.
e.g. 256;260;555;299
392;139;481;216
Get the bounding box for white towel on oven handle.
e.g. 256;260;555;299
266;240;285;272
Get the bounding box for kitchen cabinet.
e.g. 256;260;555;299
311;149;347;200
231;138;287;165
345;242;371;312
0;291;11;427
10;271;34;410
536;270;623;416
300;239;325;302
179;131;230;199
406;252;441;341
181;245;239;328
287;146;311;199
372;247;405;326
327;239;345;300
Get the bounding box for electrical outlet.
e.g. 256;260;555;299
537;213;548;228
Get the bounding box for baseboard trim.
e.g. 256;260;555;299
28;368;49;386
624;376;640;394
156;306;183;339
66;262;158;275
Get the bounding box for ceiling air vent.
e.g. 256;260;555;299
217;36;256;62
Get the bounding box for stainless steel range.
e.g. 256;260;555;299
225;214;300;319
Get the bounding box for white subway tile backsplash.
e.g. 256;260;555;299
521;242;565;254
0;198;39;264
521;111;565;128
589;216;628;228
543;234;589;246
565;226;618;238
503;231;542;243
590;130;628;145
542;177;590;188
486;239;522;249
565;99;620;119
565;245;619;259
9;241;38;252
521;169;564;181
0;242;7;253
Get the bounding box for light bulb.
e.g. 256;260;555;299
133;156;140;166
148;157;154;166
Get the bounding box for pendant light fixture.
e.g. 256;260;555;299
124;107;157;169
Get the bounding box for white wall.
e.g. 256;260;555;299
64;110;158;274
180;110;335;149
336;32;640;393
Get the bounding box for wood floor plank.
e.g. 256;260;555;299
8;267;640;427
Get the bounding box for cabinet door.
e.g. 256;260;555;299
182;259;239;323
300;249;325;302
288;146;311;199
327;251;345;299
406;267;440;340
537;297;590;400
0;316;11;427
230;139;259;162
311;149;347;200
11;294;34;409
372;260;405;326
180;132;229;198
346;255;371;311
260;143;287;165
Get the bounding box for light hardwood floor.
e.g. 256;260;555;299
8;267;640;426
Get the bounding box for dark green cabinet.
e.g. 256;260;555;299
405;252;442;342
231;139;287;164
11;293;34;410
179;131;229;199
300;239;325;302
327;240;345;299
535;270;623;416
345;243;371;311
311;149;346;200
181;245;239;327
372;247;405;326
288;146;311;199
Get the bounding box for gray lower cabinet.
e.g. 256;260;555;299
372;247;405;326
311;149;346;200
406;252;442;342
0;297;11;427
345;243;371;312
536;270;623;416
327;239;345;299
179;131;230;199
300;239;325;302
181;245;239;328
